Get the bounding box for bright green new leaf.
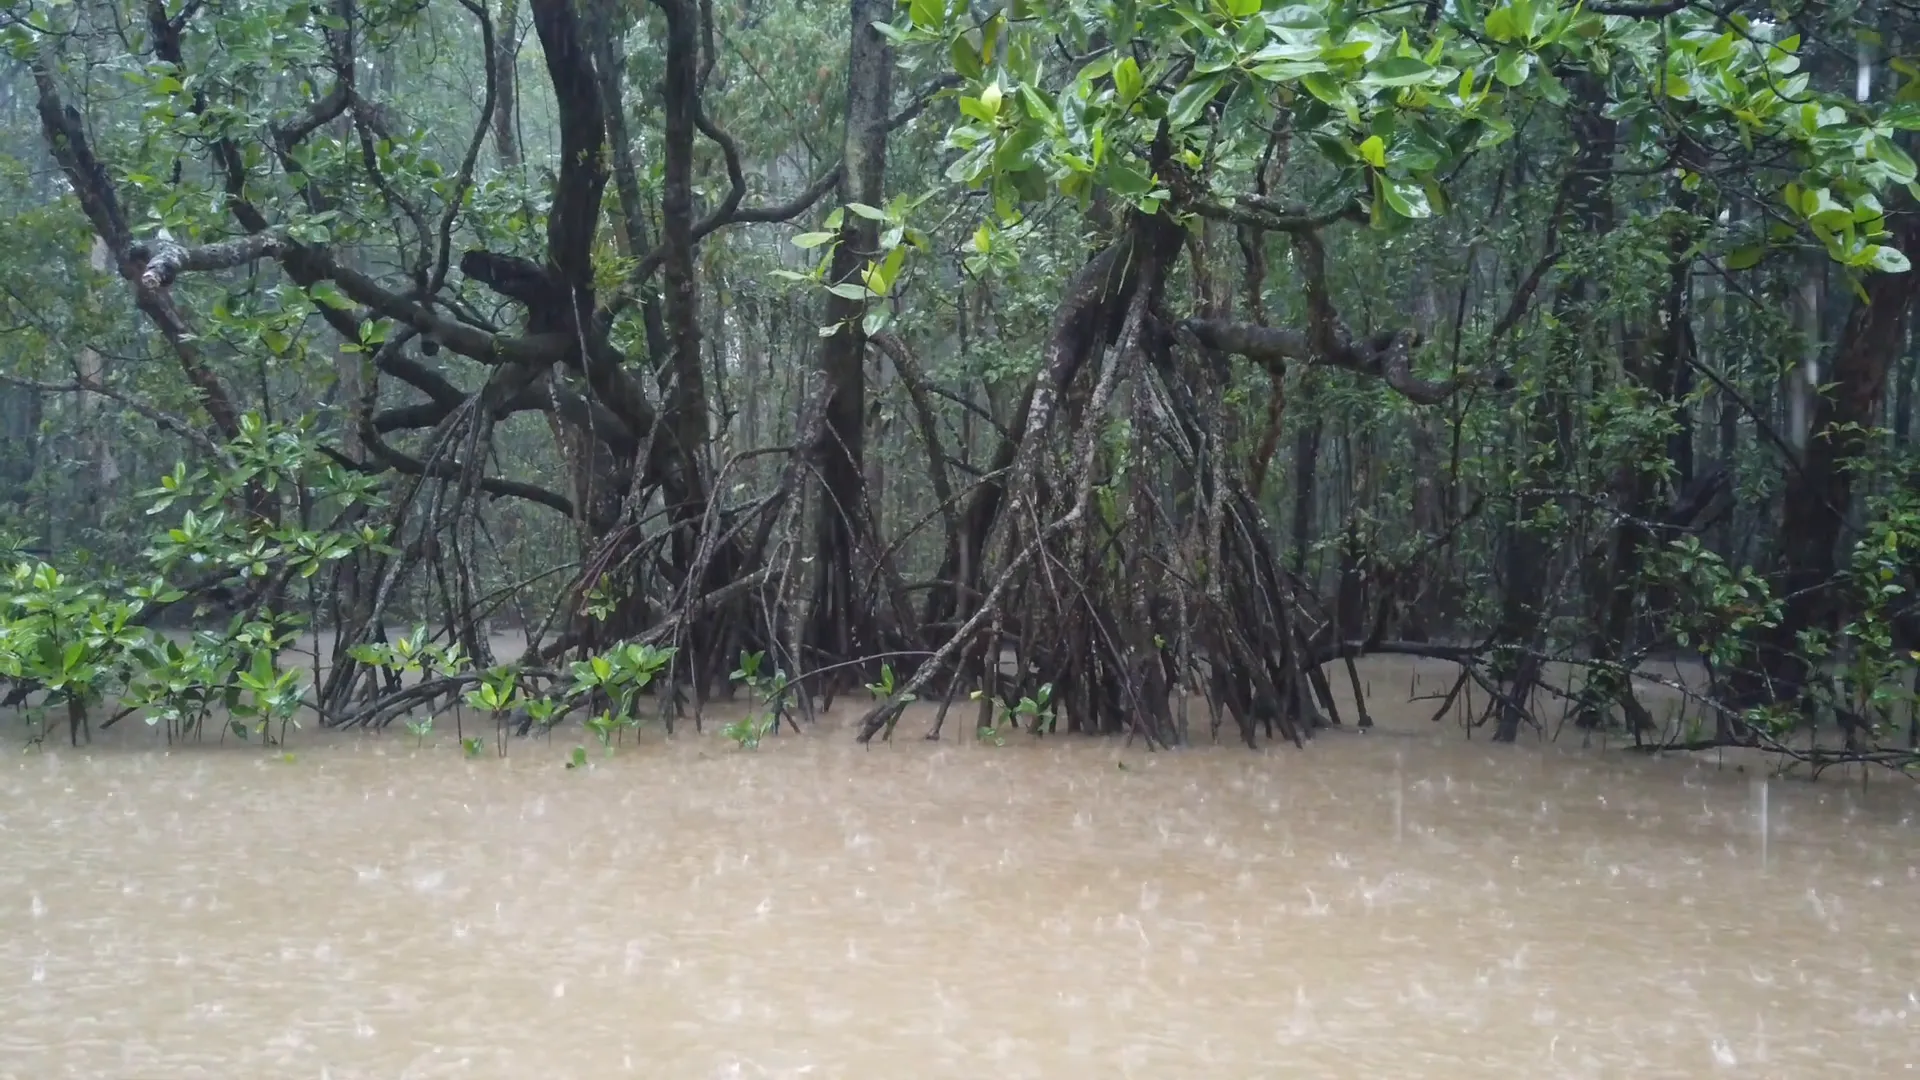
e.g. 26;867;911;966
1483;6;1515;42
1114;57;1143;103
1360;135;1387;167
1696;32;1736;67
1495;49;1532;87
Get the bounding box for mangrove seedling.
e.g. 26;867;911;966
970;683;1054;744
464;666;519;757
522;697;559;739
568;642;677;746
584;709;620;756
724;650;789;749
233;646;307;748
405;714;434;749
865;662;914;704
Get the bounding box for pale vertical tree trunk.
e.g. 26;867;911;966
78;237;118;489
494;0;522;168
1790;267;1822;451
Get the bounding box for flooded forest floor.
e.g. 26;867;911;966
2;656;1917;1078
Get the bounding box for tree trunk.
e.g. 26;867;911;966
1289;382;1321;577
1739;209;1920;724
806;0;893;683
1494;70;1614;742
493;0;522;168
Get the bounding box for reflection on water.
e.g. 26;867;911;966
2;658;1917;1078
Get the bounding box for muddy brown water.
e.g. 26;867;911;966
2;657;1917;1078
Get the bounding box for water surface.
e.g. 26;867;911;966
2;657;1917;1078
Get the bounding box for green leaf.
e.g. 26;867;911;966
1803;187;1852;231
1369;56;1434;86
1251;60;1330;81
1226;0;1261;14
1533;65;1568;105
309;281;355;310
1359;134;1386;167
1301;72;1347;107
791;231;835;249
950;35;983;80
1871;135;1918;185
1494;49;1532;87
909;0;941;31
1483;6;1516;42
957;96;999;123
1868;245;1912;273
1166;74;1224;130
1724;244;1766;271
1265;5;1326;29
1508;0;1536;39
826;282;872;301
1114;57;1143;103
1379;176;1432;219
1017;84;1057;125
845;202;889;221
1696;31;1736;67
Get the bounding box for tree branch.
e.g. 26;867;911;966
30;49;243;440
623;71;958;290
1181;317;1506;405
1583;0;1690;14
528;0;608;290
133;231;287;289
1188;196;1364;235
338;436;578;520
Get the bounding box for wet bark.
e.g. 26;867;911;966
654;0;715;550
492;0;522;168
805;0;893;685
1492;71;1613;742
1736;208;1920;725
1290;396;1321;577
1583;184;1697;736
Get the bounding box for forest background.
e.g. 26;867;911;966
3;0;1919;770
